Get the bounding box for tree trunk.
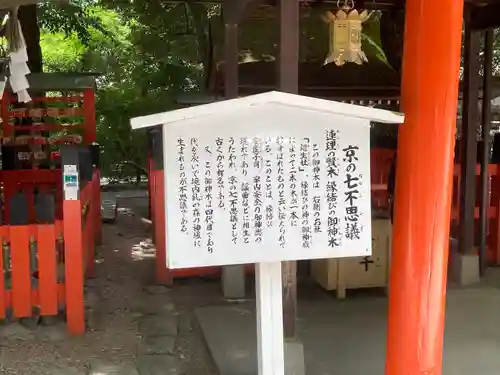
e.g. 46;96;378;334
186;1;213;90
18;5;42;74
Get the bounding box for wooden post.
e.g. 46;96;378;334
63;198;85;334
83;88;97;144
459;12;481;257
93;168;102;245
81;148;95;279
147;131;153;221
479;29;494;276
221;2;246;299
89;143;102;245
491;165;500;264
61;146;85;335
256;262;285;375
224;15;239;99
151;127;172;285
385;0;463;374
278;0;299;341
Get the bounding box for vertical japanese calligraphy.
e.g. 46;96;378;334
216;138;225;209
204;145;214;253
190;138;202;247
253;138;263;243
162;101;377;269
241;137;249;176
300;138;311;248
289;138;299;227
169;125;369;265
277;137;286;248
326;130;341;248
177;138;188;233
242;181;251;244
343;145;362;241
312;143;321;234
241;137;251;244
252;137;262;170
264;138;274;228
228;137;238;244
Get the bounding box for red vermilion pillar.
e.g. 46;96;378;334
385;1;464;375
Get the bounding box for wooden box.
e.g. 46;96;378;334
311;218;392;298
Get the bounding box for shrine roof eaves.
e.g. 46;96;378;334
130;91;404;130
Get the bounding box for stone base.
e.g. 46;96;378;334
222;265;246;299
284;338;305;375
449;252;480;286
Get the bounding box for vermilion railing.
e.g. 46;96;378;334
0;221;65;319
0;78;99;334
0;169;99;335
370;149;500;265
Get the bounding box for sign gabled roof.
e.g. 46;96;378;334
130;91;405;130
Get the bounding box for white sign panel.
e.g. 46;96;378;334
163;103;372;268
63;164;79;201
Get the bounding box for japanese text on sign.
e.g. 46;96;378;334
164;121;371;268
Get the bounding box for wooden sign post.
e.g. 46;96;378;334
131;91;403;375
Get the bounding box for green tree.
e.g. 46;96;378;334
39;3;200;181
29;1;398;182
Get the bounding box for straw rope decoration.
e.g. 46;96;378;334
6;7;22;53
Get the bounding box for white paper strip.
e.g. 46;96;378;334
9;73;29;93
17;89;31;103
9;61;30;76
0;79;6;99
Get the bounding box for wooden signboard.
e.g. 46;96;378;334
131;91;403;375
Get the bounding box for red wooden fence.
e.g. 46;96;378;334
370;149;500;265
0;170;99;335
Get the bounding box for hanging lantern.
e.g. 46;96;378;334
323;1;370;66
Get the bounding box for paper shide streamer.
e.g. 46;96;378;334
0;7;31;104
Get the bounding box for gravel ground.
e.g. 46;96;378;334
0;194;217;375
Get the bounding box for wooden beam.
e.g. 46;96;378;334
278;0;299;339
479;28;494;277
459;14;481;256
222;0;262;99
471;3;500;30
223;3;239;99
278;0;299;95
224;0;262;24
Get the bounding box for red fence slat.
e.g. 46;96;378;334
93;170;102;244
63;199;85;334
37;224;58;315
10;225;32;318
0;227;5;319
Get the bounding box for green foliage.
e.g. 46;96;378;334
40;2;199;181
39;0;108;45
37;0;391;181
40;32;84;71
